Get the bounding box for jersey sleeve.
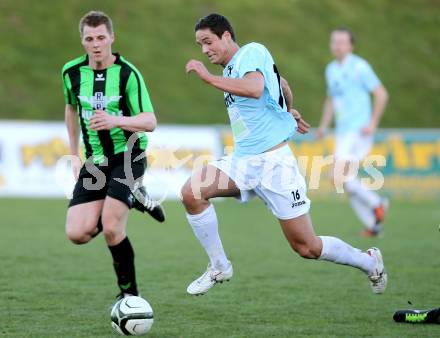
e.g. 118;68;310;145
359;61;381;92
62;71;77;105
126;70;154;115
236;45;267;78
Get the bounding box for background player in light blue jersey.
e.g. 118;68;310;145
181;14;387;296
317;28;389;237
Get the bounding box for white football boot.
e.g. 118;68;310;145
187;262;233;296
367;247;388;294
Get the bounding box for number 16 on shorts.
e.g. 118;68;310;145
291;190;305;208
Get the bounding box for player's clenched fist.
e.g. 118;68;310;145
290;109;310;134
186;59;212;83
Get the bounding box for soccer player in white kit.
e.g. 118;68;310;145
317;28;389;237
182;14;387;296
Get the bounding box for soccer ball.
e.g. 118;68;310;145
111;296;154;335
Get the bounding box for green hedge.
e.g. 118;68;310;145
0;0;438;127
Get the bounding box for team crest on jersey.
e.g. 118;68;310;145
78;92;121;110
78;92;122;120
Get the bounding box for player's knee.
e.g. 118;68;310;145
180;183;198;207
102;218;124;244
103;225;122;244
103;229;125;246
103;228;116;244
66;226;90;245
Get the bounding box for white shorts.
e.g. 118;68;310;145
335;131;373;162
210;145;311;220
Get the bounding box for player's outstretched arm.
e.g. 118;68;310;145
186;59;264;99
89;110;157;132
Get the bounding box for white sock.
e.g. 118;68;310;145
319;236;375;274
344;179;381;208
186;204;229;270
348;195;376;229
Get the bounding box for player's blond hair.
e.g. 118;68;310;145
79;11;113;38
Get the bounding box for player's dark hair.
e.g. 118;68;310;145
195;13;236;41
79;10;113;38
332;27;355;45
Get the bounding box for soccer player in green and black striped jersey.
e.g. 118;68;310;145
62;11;163;301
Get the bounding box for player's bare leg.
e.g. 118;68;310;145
181;164;241;213
102;196;138;298
65;200;104;244
102;196;129;246
279;213;322;258
181;165;239;295
279;213;388;293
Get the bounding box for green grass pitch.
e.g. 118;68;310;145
1;198;439;337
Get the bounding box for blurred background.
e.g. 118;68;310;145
1;1;440;337
0;0;439;200
1;0;439;125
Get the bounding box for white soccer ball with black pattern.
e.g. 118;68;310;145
111;296;154;336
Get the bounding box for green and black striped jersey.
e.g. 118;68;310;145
62;53;153;164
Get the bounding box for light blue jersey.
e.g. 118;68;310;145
325;53;381;135
223;42;297;157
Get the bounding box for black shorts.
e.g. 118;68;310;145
69;151;146;208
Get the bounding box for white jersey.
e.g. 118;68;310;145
325;53;381;135
223;43;297;156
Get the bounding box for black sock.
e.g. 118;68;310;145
108;237;138;295
91;217;103;238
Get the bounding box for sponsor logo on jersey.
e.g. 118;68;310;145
226;64;234;76
80;108;123;120
224;92;235;108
